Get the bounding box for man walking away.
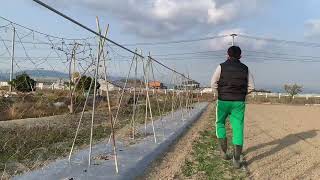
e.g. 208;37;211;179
211;46;254;169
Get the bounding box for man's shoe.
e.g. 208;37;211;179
222;152;232;160
233;145;243;169
218;138;232;160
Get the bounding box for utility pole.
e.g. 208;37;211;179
231;34;237;46
9;27;16;92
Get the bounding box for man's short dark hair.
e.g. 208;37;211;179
228;46;242;59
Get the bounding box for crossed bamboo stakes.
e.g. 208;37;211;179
67;17;196;174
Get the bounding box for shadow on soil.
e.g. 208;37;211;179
245;130;319;164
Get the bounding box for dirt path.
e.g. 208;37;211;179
245;104;320;180
142;104;212;180
143;103;320;180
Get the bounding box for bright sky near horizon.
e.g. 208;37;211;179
2;0;320;92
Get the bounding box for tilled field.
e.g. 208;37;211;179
144;103;320;180
245;104;320;180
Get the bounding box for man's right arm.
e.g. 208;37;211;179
211;65;221;93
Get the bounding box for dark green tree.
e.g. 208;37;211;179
9;73;36;92
76;76;100;92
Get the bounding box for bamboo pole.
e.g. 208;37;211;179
149;54;165;137
88;17;103;166
143;57;157;143
96;19;119;173
130;51;138;139
68;77;93;162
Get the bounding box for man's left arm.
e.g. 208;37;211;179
248;70;255;94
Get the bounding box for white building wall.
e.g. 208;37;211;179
0;82;9;87
98;79;120;91
201;88;213;93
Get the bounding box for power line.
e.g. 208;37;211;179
244;49;320;59
152;50;225;57
155;56;320;63
3;50;319;63
148;51;320;63
0;16;94;41
155;54;320;62
117;35;228;46
0;33;228;47
238;34;320;48
149;48;320;62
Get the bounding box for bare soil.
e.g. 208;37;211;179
144;103;320;180
245;104;320;180
142;104;212;180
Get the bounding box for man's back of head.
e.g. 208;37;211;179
227;46;242;60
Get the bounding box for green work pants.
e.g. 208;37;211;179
215;100;246;145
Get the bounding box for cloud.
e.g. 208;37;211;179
208;28;267;51
305;19;320;39
47;0;261;38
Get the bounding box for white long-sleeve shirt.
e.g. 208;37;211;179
211;65;255;93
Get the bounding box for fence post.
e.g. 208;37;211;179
279;93;281;100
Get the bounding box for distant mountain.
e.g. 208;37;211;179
16;70;69;79
1;69;127;85
0;74;8;81
0;70;69;82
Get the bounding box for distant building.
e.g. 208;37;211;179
33;77;65;90
52;79;66;90
148;81;165;89
0;81;9;87
98;79;122;92
35;81;52;90
179;80;200;90
36;82;44;90
201;87;213;93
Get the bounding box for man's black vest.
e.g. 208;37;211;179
218;59;249;101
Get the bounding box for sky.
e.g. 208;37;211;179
1;0;320;92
